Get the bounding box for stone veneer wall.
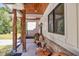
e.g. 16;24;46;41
44;37;75;56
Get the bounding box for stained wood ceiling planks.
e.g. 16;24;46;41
24;3;48;14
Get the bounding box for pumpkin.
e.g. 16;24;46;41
36;48;51;56
52;52;66;56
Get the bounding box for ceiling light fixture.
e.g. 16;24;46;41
35;10;37;12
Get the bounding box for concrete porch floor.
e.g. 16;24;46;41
17;39;38;56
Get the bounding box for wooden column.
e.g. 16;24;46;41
13;9;17;52
21;9;26;52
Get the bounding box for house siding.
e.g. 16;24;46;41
39;3;79;55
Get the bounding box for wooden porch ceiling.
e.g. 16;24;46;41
4;3;48;20
24;3;48;14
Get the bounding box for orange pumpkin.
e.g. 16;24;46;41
36;48;51;56
52;52;66;56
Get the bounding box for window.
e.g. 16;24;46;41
53;3;64;35
27;22;36;30
48;3;64;35
48;11;53;32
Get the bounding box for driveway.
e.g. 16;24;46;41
0;39;20;45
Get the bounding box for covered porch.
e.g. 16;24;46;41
3;3;48;56
0;3;78;56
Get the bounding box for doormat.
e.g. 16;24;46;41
12;53;22;56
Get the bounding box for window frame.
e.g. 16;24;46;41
48;3;65;35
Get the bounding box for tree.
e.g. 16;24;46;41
17;18;21;33
0;7;22;34
0;7;12;34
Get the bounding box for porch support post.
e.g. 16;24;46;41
21;9;26;52
12;9;17;52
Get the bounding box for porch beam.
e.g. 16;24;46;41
12;9;17;52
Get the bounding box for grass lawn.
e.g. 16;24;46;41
0;33;20;39
0;34;12;39
0;45;12;56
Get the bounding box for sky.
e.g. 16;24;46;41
0;3;4;8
